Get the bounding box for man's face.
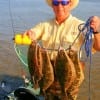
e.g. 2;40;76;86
52;0;71;19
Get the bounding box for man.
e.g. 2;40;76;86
23;0;100;99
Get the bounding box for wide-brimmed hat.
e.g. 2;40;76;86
46;0;79;10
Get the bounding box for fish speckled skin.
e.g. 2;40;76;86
28;42;83;99
28;42;54;95
67;50;84;99
55;49;76;95
39;49;54;94
28;42;43;87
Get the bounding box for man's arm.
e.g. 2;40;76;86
90;16;100;51
93;34;100;51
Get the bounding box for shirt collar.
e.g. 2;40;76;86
54;14;73;25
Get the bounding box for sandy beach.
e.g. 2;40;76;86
0;39;100;100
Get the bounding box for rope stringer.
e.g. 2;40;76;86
79;16;94;100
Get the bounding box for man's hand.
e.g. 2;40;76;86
90;16;100;34
90;16;100;51
23;30;36;40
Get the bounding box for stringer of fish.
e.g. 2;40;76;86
55;49;76;98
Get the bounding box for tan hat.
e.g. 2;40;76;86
46;0;79;10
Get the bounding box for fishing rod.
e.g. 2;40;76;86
8;0;30;68
8;0;15;36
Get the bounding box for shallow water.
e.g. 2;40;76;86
0;0;100;99
0;0;100;40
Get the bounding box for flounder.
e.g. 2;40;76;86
28;42;54;95
55;49;76;96
67;50;84;99
28;41;43;88
39;49;54;94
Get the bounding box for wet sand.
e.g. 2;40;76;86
0;40;100;100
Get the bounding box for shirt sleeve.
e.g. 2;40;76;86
30;22;44;40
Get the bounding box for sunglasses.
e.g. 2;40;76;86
52;0;70;6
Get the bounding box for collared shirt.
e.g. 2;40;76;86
31;15;84;60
